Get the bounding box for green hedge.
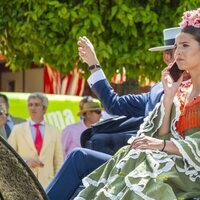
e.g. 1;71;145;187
0;0;199;82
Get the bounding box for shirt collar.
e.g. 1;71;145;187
30;119;45;126
7;115;12;122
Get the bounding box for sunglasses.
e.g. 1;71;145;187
93;110;101;115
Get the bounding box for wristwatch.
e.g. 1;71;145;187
88;64;101;71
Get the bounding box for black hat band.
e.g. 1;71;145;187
164;38;175;46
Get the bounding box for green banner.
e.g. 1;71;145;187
3;92;85;130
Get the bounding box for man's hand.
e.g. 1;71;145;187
77;36;99;67
26;159;44;168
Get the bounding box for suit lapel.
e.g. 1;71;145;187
23;122;37;154
40;124;51;155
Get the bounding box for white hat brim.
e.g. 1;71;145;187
148;45;175;52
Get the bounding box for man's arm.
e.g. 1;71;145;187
89;71;149;118
54;128;64;174
78;36;149;118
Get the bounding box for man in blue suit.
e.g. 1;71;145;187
46;27;182;200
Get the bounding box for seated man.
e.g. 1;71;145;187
46;27;184;200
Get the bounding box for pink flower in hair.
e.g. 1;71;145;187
193;17;200;28
180;8;200;28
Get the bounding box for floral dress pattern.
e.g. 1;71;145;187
75;82;200;200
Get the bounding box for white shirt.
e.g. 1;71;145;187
87;69;106;88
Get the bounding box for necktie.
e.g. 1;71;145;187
5;122;11;138
34;124;43;155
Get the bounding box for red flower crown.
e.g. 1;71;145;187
179;8;200;29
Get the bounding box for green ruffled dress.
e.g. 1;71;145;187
75;96;200;200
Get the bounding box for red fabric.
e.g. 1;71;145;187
76;76;85;96
43;66;61;94
111;67;126;84
61;72;73;94
61;68;85;96
176;96;200;138
43;63;85;96
175;80;200;137
34;124;43;155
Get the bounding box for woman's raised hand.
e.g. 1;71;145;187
161;65;183;102
77;36;99;66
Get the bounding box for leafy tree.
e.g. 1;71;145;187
0;0;199;82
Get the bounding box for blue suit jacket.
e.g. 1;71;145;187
92;79;164;118
91;79;164;132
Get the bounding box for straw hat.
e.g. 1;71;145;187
149;27;181;51
78;102;102;116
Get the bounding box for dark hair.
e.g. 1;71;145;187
164;49;174;58
0;94;8;103
181;26;200;44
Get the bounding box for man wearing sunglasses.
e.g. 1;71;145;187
62;101;102;159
